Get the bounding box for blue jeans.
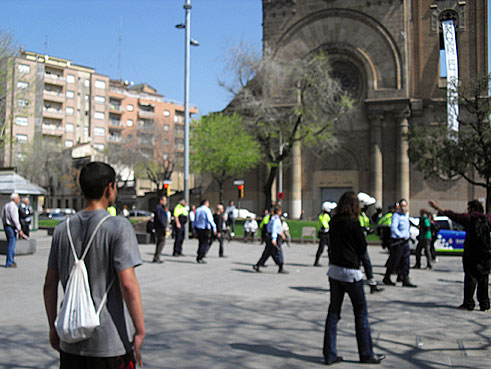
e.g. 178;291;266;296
323;278;374;362
4;225;17;267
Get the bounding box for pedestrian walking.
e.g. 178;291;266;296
2;193;26;268
43;162;145;368
19;196;33;237
152;196;168;263
413;209;433;269
173;199;188;256
323;191;385;365
314;202;331;267
193;199;216;264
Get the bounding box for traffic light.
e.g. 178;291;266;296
238;184;244;198
164;183;170;197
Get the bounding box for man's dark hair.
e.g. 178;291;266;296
79;162;116;200
200;199;208;206
468;200;484;214
335;191;360;219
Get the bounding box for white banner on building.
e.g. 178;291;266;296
442;20;459;133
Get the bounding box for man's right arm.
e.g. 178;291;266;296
119;267;145;367
43;268;60;352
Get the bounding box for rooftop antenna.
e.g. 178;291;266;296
118;16;123;79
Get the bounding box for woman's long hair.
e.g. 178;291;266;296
335;191;361;220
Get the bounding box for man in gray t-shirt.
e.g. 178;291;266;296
43;162;145;368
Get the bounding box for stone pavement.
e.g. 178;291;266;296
1;231;491;369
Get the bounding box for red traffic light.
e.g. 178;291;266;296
163;183;169;189
238;185;244;190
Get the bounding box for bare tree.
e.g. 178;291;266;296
221;45;353;206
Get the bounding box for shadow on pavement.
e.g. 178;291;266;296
289;286;329;294
230;343;321;364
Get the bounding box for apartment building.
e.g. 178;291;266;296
2;48;197;209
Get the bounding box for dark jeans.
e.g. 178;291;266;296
196;228;210;260
173;225;185;255
208;233;224;256
360;251;374;280
256;237;283;267
385;239;410;276
315;233;330;264
415;238;432;268
4;225;16;267
153;227;166;262
60;350;135;369
462;256;490;309
323;278;374;362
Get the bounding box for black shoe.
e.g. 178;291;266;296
152;259;164;264
480;305;490;312
325;356;343;365
196;258;207;264
383;277;395;286
458;304;475;311
314;262;322;267
253;264;261;272
412;264;421;269
278;269;289;274
402;280;417;288
360;354;385;364
219;255;228;258
370;285;384;294
426;265;433;270
396;274;403;282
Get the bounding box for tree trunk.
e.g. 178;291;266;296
218;181;224;204
263;165;278;209
486;185;491;214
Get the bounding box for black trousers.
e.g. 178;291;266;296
315;233;330;263
462;256;490;309
173;225;185;255
196;228;210;260
256;237;283;267
360;251;374;281
208;233;224;256
153;227;166;261
415;238;432;268
60;350;135;369
385;239;410;276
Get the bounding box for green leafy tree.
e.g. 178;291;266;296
191;113;261;202
407;75;491;212
221;45;352;206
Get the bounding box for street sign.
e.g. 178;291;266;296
277;192;285;200
233;179;244;185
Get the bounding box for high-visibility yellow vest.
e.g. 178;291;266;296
318;213;331;231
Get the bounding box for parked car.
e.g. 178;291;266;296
409;216;465;254
233;208;256;219
129;209;152;217
39;208;77;220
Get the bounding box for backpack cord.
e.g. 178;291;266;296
66;214;115;316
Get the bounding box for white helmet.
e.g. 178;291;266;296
357;192;376;206
322;202;337;212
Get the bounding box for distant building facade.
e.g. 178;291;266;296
2;48;197;209
208;0;487;218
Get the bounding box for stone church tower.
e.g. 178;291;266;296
259;0;488;217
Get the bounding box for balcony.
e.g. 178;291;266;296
137;120;155;131
107;134;123;143
43;108;64;119
43;90;64;102
109;119;125;129
174;129;184;138
109;103;122;113
138;110;154;118
44;73;65;86
42;124;64;136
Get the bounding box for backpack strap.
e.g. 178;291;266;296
66;214;112;261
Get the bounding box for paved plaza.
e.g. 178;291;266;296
1;231;491;368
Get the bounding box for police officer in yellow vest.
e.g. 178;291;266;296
173;199;188;256
314;202;332;266
377;207;394;250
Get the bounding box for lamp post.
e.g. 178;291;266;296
176;0;198;236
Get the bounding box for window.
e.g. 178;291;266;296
16;134;28;143
17;64;30;73
15;117;28;126
127;119;134;127
94;80;106;89
17;99;29;107
85;94;89;101
66;107;74;115
67;74;76;83
17;81;28;89
66;90;75;99
163;124;170;131
94;95;105;104
65;140;73;148
94;111;105;120
94;143;105;151
94;127;105;136
65;123;74;132
84;79;90;88
163;110;170;117
126;104;134;112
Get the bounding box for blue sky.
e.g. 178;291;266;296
1;2;489;115
0;0;262;116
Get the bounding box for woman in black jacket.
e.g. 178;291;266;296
323;191;385;365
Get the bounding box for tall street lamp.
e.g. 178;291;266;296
176;0;198;232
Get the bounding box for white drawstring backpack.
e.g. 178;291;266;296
55;214;115;344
